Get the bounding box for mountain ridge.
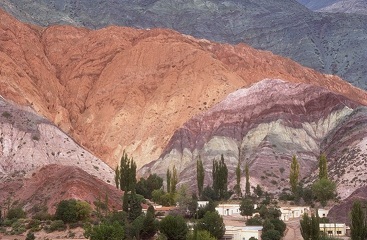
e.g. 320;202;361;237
1;1;367;90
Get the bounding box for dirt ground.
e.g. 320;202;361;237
0;227;86;240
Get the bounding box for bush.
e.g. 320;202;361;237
55;199;91;223
47;220;66;232
25;231;35;240
27;219;41;232
10;220;26;235
7;207;26;220
159;215;188;240
84;221;124;240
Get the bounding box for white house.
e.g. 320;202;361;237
279;206;310;221
223;226;263;240
197;201;209;208
216;204;241;216
320;223;347;236
318;209;329;218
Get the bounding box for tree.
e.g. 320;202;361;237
312;178;336;207
350;201;367;240
128;193;143;222
171;166;178;194
254;184;263;198
319;154;328;180
84;221;124;240
245;162;250;197
212;154;228;200
167;168;171;193
234;159;242;198
159;215;188;240
197;200;217;219
300;213;320;240
198;211;225;239
187;229;216;240
114;166;120;189
240;198;254;219
197;156;205;197
141;205;158;239
6;207;26;219
136;174;163;199
118;151;137;192
261;229;282;240
289;155;300;194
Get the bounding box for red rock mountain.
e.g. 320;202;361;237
0;164;123;214
139;79;367;197
0;8;366;170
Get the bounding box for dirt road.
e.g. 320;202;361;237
284;218;303;240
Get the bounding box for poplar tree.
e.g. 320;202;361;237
197;156;205;197
289;155;300;194
235;159;242;198
300;213;320;240
212;154;228;200
319;154;328;180
350;201;367;240
114;166;120;189
171;166;178;194
166;168;171;193
245;163;250;197
118;151;137;192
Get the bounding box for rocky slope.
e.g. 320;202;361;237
297;0;367;14
0;96;114;183
1;9;366;169
1;1;367;90
328;186;367;225
0;164;123;214
139;79;367;197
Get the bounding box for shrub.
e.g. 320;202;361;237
27;219;41;232
55;199;91;223
10;220;26;235
25;231;35;240
47;220;66;232
7;207;26;220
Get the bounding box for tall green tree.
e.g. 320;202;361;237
212;154;228;200
289;155;300;194
167;168;171;193
171;166;178;194
118;151;137;192
197;156;205;197
245;162;250;196
141;205;158;240
319;154;328;180
114;166;120;189
350;201;367;240
300;213;320;240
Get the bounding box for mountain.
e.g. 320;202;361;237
0;164;123;214
0;96;114;183
139;79;367;197
327;186;367;225
1;9;366;170
1;1;367;90
297;0;367;14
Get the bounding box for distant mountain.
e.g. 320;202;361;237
1;0;367;90
297;0;367;15
139;79;367;197
1;9;366;171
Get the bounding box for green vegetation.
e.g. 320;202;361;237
116;150;137;192
300;213;320;240
197;211;225;239
136;173;163;199
159;215;188;240
7;207;26;220
350;201;367;240
240;198;254;219
197;156;205;197
245;162;250;197
212;154;228;200
55;199;91;223
84;221;124;240
289;155;299;194
312;178;336;207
